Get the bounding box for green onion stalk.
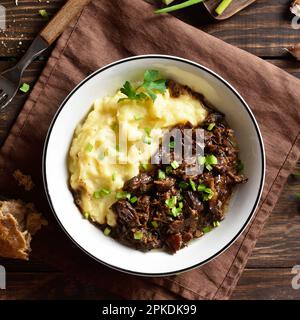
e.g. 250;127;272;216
155;0;233;15
155;0;205;14
215;0;232;15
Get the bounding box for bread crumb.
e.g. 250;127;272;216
13;169;35;191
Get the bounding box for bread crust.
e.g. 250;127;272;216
0;199;47;260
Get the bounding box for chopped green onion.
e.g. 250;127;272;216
203;190;214;201
165;196;182;217
206;164;213;171
104;227;111;236
93;191;101;199
215;0;233;15
133;230;143;240
155;0;204;14
158;170;166;180
134;114;143;120
213;221;220;228
101;188;110;195
165;196;177;208
207;123;216;131
179;181;189;189
93;188;110;199
111;122;118;131
206;154;218;165
203;226;212;233
86;143;93;152
39;9;49;20
197;184;206;192
143;137;152;145
112;172;116;181
236;160;244;173
130;196;138;204
204;187;213;194
116;191;131;200
144;127;151;136
189;179;196;191
199;154;218;171
171;206;182;217
19;83;30;93
171;160;179;169
151;221;159;228
140;163;149;171
169;141;176;149
83;212;89;219
166;166;173;174
198;156;206;165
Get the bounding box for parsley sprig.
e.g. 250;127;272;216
118;70;166;103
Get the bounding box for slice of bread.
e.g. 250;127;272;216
0;199;47;260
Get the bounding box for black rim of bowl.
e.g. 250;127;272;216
42;55;265;277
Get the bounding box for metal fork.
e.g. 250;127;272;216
0;37;48;110
0;0;91;111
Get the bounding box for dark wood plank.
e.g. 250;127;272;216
201;0;300;57
0;267;299;300
0;0;65;57
247;162;300;268
231;268;300;300
204;0;256;20
0;257;58;272
0;272;119;300
169;0;300;57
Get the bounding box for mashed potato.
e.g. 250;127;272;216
69;87;208;226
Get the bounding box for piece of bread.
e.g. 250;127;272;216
0;199;47;260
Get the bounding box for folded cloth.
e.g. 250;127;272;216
0;0;299;300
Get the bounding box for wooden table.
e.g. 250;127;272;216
0;0;299;300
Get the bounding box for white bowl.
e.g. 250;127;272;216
43;55;265;276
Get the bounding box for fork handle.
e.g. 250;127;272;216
40;0;91;45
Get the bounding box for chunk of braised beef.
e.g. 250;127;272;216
111;200;139;228
227;171;248;184
135;195;150;213
135;195;151;224
204;112;224;125
183;191;204;213
182;231;193;243
167;220;184;234
154;177;176;192
165;233;183;253
123;173;154;194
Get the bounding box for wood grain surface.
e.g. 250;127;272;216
204;0;257;20
0;0;299;300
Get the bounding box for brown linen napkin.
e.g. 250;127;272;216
0;0;299;300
